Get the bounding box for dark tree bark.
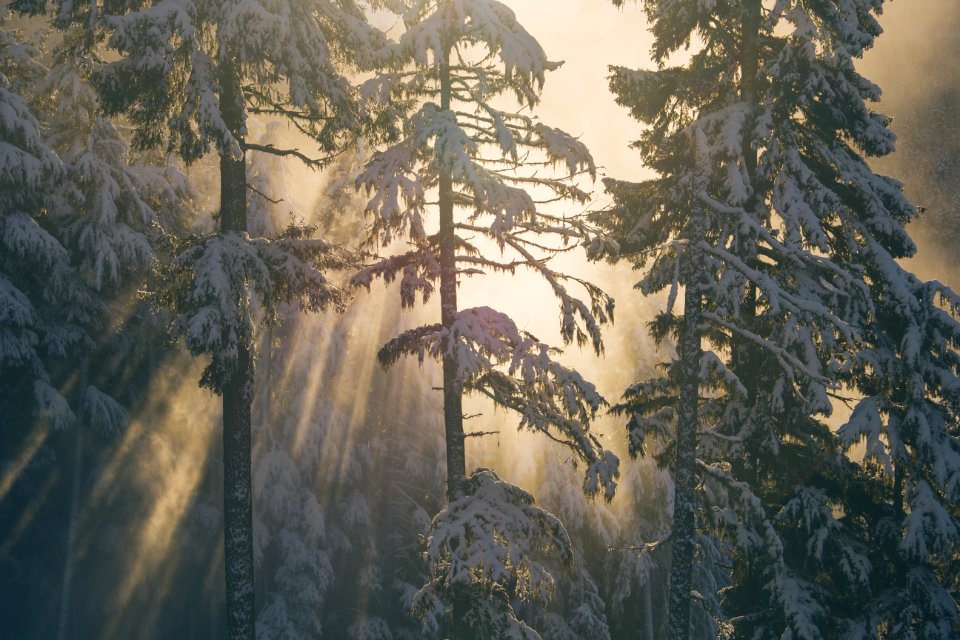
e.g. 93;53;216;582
436;36;471;640
56;424;83;640
666;221;704;640
438;39;466;503
217;57;255;640
732;0;763;489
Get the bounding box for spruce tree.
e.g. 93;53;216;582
0;7;194;634
838;263;960;638
0;43;96;624
354;1;618;635
0;13;73;425
599;0;959;637
92;1;384;636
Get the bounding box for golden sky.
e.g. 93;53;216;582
508;0;955;198
509;0;653;185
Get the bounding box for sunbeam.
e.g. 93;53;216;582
3;1;959;638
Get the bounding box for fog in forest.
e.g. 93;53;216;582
2;1;959;639
862;0;960;284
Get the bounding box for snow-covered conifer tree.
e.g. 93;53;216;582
0;20;99;636
598;0;959;637
0;6;196;633
0;8;145;462
354;1;619;635
41;30;171;291
838;271;960;638
91;1;386;635
0;15;72;418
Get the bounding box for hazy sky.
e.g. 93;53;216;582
862;0;960;283
508;1;654;187
454;0;960;354
505;0;957;208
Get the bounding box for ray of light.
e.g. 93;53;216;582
0;422;49;504
0;470;58;557
82;357;220;640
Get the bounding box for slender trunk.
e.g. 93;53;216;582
667;214;705;640
56;425;83;640
734;0;762;399
437;37;470;640
218;57;255;640
642;574;655;640
893;462;905;522
438;41;465;502
670;6;760;639
740;0;761;120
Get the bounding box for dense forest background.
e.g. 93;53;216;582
1;1;959;639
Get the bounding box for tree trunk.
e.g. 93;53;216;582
740;0;761;122
733;0;762;401
437;36;471;640
438;40;465;503
218;57;255;640
642;573;655;640
893;462;905;522
56;424;83;640
667;213;705;640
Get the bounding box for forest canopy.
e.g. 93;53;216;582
1;1;958;639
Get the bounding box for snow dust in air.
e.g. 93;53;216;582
861;0;960;284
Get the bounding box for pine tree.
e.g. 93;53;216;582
0;16;94;637
598;0;958;637
4;9;107;635
0;6;195;634
92;1;384;636
354;1;619;635
838;273;960;638
0;9;93;442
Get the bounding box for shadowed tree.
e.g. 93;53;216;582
598;0;959;637
0;14;71;437
0;6;197;635
91;0;388;636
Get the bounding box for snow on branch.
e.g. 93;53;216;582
153;227;353;391
33;380;76;430
501;233;612;354
414;468;571;639
376;306;619;499
81;385;130;437
396;0;560;106
351;244;441;309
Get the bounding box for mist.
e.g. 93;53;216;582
861;0;960;284
2;2;958;639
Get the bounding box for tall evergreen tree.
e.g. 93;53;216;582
0;5;200;634
838;257;960;639
599;0;959;637
92;1;385;636
354;1;618;635
0;18;88;639
0;11;72;425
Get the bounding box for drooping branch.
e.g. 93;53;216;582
247;182;283;204
243;142;330;169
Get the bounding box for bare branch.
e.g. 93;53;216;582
464;430;500;438
247;183;284;205
244;142;326;168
